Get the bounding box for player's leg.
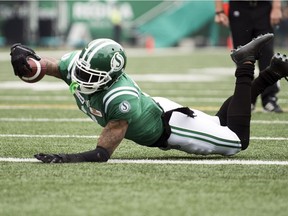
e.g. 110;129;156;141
251;53;288;103
216;53;288;142
167;111;242;156
252;1;282;112
216;33;274;150
153;97;240;156
226;63;254;150
257;42;282;112
228;1;254;49
153;97;221;125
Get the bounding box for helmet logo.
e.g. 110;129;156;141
111;52;125;71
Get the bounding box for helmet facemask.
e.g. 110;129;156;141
72;58;112;94
71;39;126;95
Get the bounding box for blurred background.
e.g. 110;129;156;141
0;0;287;50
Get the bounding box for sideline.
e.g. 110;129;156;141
0;157;288;165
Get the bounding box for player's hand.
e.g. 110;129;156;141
214;12;229;27
10;43;41;77
34;153;65;163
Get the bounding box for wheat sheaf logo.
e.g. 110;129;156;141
111;52;125;71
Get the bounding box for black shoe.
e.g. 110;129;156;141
268;53;288;81
263;97;283;113
230;33;274;65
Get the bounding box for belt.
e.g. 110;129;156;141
149;107;195;148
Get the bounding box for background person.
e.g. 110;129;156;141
215;0;283;113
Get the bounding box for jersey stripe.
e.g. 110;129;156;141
103;86;139;103
104;90;139;113
171;125;241;149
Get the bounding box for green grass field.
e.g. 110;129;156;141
0;47;288;216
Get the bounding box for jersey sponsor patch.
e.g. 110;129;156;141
119;101;131;113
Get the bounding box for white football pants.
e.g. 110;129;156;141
153;97;242;156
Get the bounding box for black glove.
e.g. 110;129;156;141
34;153;65;163
34;147;110;163
10;43;41;77
34;153;85;163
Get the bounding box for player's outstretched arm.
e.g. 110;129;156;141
34;120;128;163
41;57;62;79
10;43;62;80
97;120;128;156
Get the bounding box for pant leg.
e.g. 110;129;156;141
167;111;242;156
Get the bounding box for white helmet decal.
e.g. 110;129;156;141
111;52;125;71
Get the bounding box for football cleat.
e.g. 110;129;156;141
263;97;283;113
268;53;288;81
230;33;274;65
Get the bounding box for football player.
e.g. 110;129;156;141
10;33;288;163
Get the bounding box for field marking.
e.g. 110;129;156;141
110;159;288;165
252;120;288;124
0;134;99;139
0;74;219;92
0;118;91;122
0;133;287;140
1;118;288;124
1;70;232;92
0;133;287;141
0;104;77;110
0;157;288;165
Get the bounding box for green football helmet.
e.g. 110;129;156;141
72;38;127;94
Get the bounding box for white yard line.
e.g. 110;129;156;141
0;118;91;122
0;134;99;139
109;159;288;165
0;157;287;165
0;133;287;140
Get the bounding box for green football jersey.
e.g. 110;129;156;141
58;51;164;146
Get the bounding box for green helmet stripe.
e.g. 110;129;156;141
87;40;120;63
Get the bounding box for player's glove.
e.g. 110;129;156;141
10;43;41;77
34;153;66;163
34;147;110;163
34;152;86;163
